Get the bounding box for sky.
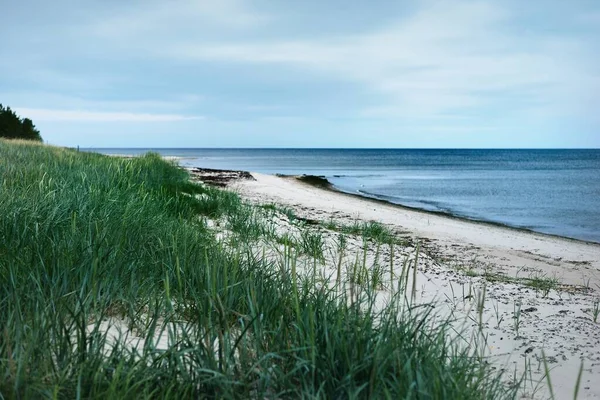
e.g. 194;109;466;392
1;0;599;148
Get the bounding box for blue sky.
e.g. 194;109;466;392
1;0;599;148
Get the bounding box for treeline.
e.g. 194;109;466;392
0;104;42;141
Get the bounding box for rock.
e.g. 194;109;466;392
188;167;255;187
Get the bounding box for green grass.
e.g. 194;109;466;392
323;218;401;244
523;274;559;298
0;139;516;399
300;230;325;261
259;203;295;220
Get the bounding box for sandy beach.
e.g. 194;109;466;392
221;171;600;399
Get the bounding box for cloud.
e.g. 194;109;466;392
6;0;598;123
163;0;598;119
2;0;599;147
90;0;269;41
4;92;204;112
15;108;204;123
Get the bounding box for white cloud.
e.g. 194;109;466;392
15;108;204;122
4;92;204;112
163;0;598;119
2;0;598;147
91;0;269;40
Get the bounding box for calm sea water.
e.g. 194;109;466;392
93;148;600;243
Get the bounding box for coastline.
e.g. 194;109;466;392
231;171;600;286
296;174;600;246
5;139;599;396
223;169;600;399
102;148;600;245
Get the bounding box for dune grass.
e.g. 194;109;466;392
0;139;516;399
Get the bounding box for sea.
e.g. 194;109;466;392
92;148;600;244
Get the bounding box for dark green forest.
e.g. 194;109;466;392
0;104;42;141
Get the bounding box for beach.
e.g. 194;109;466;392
213;170;600;399
4;139;598;398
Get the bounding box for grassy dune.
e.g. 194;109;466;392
0;140;515;399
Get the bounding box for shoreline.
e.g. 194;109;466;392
104;149;599;245
222;169;600;399
288;173;600;246
188;168;600;278
228;170;600;289
235;171;600;399
187;165;600;287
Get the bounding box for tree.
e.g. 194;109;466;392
0;104;43;141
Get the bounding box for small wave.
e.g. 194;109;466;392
357;189;398;202
356;189;451;213
331;174;385;178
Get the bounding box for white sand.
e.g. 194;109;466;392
232;172;600;399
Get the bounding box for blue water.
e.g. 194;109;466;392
92;148;600;243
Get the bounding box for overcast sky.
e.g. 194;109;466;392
1;0;599;148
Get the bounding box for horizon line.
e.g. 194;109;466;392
77;146;600;150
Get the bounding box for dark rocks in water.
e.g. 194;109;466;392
296;175;332;189
187;167;255;187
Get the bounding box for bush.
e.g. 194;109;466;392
0;104;42;141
